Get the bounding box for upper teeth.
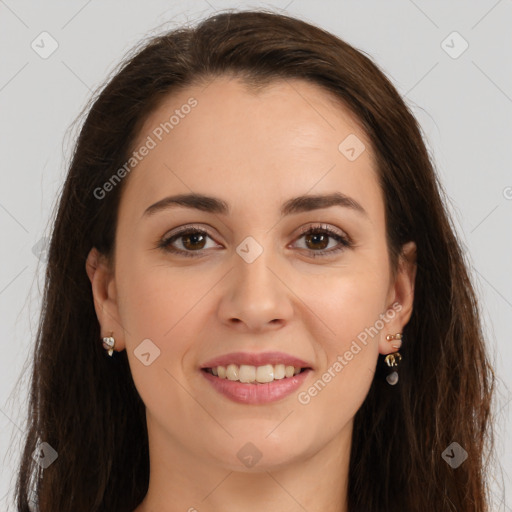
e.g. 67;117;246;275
210;364;302;383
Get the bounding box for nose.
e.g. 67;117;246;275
217;243;294;333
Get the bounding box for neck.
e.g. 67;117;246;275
134;415;352;512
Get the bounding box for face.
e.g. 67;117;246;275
88;75;416;471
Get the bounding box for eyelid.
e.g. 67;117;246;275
163;222;350;242
294;222;351;242
162;223;220;241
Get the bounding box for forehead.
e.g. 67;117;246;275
120;75;381;222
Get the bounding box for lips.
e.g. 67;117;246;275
201;367;312;404
200;351;312;369
200;351;313;404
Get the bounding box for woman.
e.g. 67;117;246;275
13;9;495;512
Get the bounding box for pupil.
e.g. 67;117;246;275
307;233;328;250
184;233;205;250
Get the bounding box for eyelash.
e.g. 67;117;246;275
157;223;353;259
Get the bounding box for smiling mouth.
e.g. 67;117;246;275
202;363;310;384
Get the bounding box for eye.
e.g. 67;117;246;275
157;223;352;258
157;226;220;258
291;224;352;258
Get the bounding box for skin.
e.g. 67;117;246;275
86;76;416;512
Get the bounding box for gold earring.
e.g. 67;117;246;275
102;331;115;356
384;333;402;385
384;352;402;367
385;332;402;349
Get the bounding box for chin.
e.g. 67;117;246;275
204;433;316;472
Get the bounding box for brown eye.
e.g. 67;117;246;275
304;231;330;251
181;232;207;250
158;227;220;258
293;225;352;258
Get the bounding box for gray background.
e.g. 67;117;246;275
1;0;511;510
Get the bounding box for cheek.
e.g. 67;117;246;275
115;265;211;420
114;259;203;390
298;257;389;350
116;255;212;340
293;264;388;416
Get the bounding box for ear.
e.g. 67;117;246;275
378;241;417;356
85;247;126;352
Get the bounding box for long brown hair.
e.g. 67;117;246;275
11;9;496;511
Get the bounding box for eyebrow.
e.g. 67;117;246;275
142;192;368;219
